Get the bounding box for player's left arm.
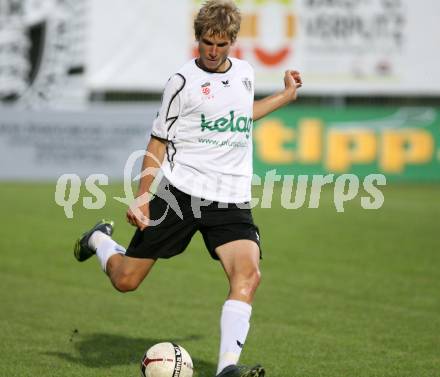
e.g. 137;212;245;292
253;70;302;121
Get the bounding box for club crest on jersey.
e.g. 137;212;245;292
241;77;252;92
201;81;211;95
200;111;252;139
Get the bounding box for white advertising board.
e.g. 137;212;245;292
1;0;440;101
87;0;440;95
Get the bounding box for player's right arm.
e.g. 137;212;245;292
126;73;185;231
126;137;167;230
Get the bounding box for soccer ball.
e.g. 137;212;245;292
140;342;194;377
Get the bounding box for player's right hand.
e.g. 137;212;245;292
126;193;151;231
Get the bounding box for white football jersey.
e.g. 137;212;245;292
151;58;255;203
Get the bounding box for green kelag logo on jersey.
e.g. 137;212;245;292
201;111;252;138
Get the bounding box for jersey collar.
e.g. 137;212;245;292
195;58;233;74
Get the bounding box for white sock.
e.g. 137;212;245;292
217;299;252;374
90;231;126;272
88;230;110;250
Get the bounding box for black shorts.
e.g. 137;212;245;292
126;181;261;260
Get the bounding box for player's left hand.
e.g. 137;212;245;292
284;70;302;101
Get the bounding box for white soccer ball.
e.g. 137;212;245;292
140;342;194;377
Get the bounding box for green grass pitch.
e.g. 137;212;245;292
0;182;439;377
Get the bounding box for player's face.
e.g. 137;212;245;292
197;33;232;72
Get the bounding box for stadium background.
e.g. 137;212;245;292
0;1;439;376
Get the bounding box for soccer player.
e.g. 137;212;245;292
74;1;302;376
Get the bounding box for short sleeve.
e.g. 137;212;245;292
151;73;186;141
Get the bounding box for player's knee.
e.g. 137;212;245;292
249;267;262;291
233;267;261;298
113;273;141;293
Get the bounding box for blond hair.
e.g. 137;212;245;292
194;0;241;42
